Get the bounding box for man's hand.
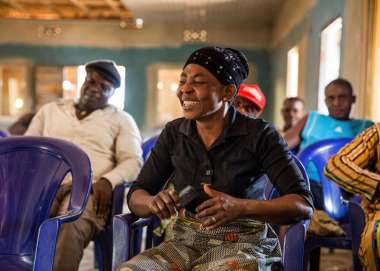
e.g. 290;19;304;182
148;189;181;219
195;184;245;230
92;178;113;217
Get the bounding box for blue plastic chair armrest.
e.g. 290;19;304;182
282;220;308;271
57;209;85;223
349;201;365;254
112;213;139;271
33;209;84;271
33;218;60;271
112;182;127;216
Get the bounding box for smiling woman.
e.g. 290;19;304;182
121;46;313;271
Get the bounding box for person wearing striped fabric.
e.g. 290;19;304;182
325;123;380;271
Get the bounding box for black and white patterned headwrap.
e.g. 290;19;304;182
184;46;249;89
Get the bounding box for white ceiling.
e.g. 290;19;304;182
122;0;284;27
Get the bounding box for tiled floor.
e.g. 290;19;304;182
79;245;353;271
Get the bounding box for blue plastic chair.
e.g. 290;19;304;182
298;138;365;271
0;130;8;137
94;182;127;271
94;135;160;271
141;135;159;161
112;154;311;271
0;136;92;271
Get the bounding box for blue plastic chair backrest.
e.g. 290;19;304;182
142;135;159;162
297;138;352;221
0;136;92;259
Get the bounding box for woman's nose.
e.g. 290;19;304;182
180;82;192;93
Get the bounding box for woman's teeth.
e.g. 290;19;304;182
183;101;199;109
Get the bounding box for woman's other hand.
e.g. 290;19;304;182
195;184;245;229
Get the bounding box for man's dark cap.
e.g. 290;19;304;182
85;59;121;88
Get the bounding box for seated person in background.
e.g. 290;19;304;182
119;46;313;271
284;78;373;209
233;83;266;118
325;123;380;271
281;97;305;133
26;59;143;271
8;112;35;135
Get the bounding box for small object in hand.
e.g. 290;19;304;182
178;185;197;208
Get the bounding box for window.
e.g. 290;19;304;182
286;46;299;97
318;17;343;114
145;64;186;134
155;67;183;126
63;65;126;110
0;63;32;117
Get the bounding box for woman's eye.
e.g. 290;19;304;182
193;81;206;85
179;80;186;85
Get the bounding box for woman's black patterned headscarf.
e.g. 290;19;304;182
184;46;249;90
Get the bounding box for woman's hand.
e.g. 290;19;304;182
148;189;181;219
195;184;245;229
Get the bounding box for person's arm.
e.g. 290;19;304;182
325;124;380;201
100;113;143;188
127;125;175;218
283;114;308;149
9;113;35;135
93;113;143;217
241;194;311;224
255;122;313;220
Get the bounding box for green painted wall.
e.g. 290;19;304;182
0;43;270;127
269;0;346;123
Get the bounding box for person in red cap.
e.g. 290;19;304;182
233;83;266;118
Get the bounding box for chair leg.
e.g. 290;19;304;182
304;252;309;271
94;228;113;271
309;248;320;271
352;252;363;271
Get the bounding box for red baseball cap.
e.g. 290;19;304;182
237;84;266;112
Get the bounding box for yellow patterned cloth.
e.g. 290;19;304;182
325;123;380;271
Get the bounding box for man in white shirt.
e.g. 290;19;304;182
26;59;143;271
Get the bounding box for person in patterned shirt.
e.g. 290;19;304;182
325;123;380;271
